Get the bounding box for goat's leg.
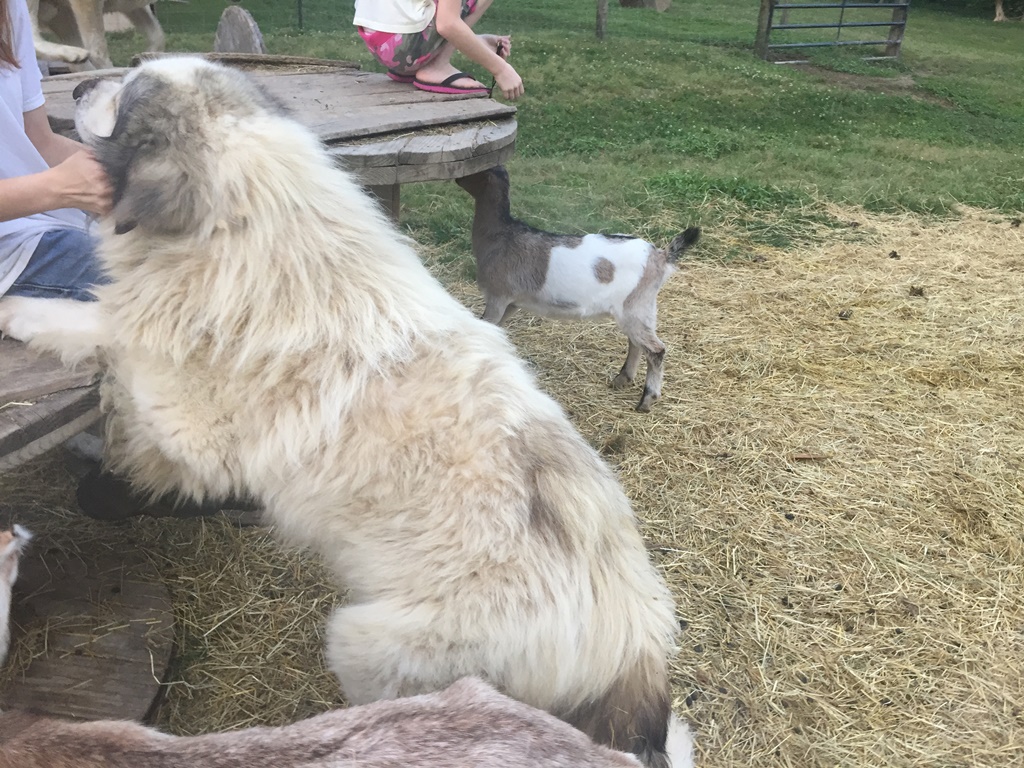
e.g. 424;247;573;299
481;297;515;325
611;340;642;389
636;331;667;413
124;4;165;51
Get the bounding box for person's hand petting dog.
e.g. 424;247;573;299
44;150;112;216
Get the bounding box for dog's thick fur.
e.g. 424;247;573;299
49;58;689;767
0;677;644;768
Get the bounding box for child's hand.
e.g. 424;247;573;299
496;35;511;59
495;64;524;101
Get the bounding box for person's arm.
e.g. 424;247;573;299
433;0;524;100
22;104;84;167
0;107;113;222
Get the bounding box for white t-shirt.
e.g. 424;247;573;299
353;0;436;34
0;0;88;296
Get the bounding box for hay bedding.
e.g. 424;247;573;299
1;207;1022;766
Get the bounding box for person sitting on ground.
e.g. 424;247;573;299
353;0;524;100
0;0;112;310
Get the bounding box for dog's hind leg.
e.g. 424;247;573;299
326;601;473;705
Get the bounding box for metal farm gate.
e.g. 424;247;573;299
754;0;910;64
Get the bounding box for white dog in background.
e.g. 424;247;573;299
29;0;167;69
1;57;694;768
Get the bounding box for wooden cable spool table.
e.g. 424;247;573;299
41;53;519;219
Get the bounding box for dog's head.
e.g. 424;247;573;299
73;57;285;236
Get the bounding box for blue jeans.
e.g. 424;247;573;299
7;228;109;302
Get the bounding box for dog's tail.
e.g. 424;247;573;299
666;713;696;768
667;227;701;264
564;653;695;768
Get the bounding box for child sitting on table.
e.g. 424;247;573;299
353;0;524;100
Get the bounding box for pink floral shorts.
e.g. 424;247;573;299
357;0;478;76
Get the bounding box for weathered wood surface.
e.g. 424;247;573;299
41;62;517;189
43;67;516;144
0;338;98;402
0;548;174;722
0;339;101;473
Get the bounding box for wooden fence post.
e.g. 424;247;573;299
754;0;776;60
885;2;909;58
597;0;608;39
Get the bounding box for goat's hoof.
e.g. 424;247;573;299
636;391;659;413
611;373;633;390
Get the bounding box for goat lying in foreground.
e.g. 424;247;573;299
457;167;700;412
0;678;644;768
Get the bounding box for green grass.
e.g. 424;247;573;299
105;0;1024;257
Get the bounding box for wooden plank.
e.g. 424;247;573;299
1;339;99;403
1;550;174;722
335;120;517;170
348;142;517;187
302;101;515;144
0;407;99;474
0;388;100;471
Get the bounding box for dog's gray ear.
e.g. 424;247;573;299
95;76;208;236
110;170;206;237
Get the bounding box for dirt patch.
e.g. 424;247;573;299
797;65;955;107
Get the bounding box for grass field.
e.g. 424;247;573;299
105;0;1024;263
6;2;1021;768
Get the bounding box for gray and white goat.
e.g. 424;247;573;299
0;677;646;768
457;167;700;412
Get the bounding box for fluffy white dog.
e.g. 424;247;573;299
4;58;692;768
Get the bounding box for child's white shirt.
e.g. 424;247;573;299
353;0;436;34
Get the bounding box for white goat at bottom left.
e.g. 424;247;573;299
0;525;30;667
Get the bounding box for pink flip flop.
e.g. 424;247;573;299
413;71;490;96
387;70;415;84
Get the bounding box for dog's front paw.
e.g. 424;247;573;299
0;297;43;342
0;296;104;363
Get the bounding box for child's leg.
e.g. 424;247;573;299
413;0;495;88
359;0;499;89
